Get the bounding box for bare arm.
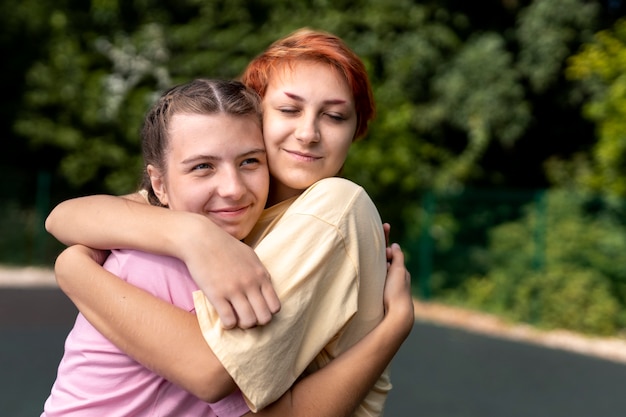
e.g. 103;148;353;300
46;194;279;329
54;245;237;402
56;243;413;416
253;243;414;417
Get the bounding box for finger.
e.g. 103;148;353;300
384;244;413;317
247;283;281;326
389;243;405;268
247;290;274;326
211;297;238;330
228;294;258;329
261;283;281;314
390;245;411;292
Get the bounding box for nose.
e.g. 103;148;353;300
294;115;320;144
217;168;247;200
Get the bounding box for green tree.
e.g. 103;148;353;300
11;0;609;244
563;18;626;199
458;190;626;335
14;0;270;193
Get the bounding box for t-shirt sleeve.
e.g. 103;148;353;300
194;183;363;411
105;249;198;311
209;389;250;417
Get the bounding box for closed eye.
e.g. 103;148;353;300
326;112;346;122
278;107;300;115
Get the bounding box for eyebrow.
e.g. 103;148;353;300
283;91;348;105
181;148;266;164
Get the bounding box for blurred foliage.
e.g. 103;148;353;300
452;189;626;335
0;200;64;266
6;0;626;336
8;0;607;242
560;18;626;200
517;0;599;93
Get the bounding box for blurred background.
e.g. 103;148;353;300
5;0;626;415
4;0;626;404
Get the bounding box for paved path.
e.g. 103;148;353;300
3;286;626;417
1;288;76;417
385;321;626;417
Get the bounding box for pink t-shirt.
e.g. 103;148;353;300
42;249;250;417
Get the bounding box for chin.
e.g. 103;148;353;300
291;177;324;190
229;230;246;240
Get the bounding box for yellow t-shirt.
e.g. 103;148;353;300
194;177;391;416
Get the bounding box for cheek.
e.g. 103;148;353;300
170;180;206;213
262;128;277;148
262;116;288;146
334;136;353;160
253;173;270;201
328;139;352;174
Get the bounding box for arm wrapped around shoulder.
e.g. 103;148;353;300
194;177;389;413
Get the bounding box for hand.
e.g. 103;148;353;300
383;243;414;335
183;222;281;329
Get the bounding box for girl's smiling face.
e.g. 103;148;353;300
149;112;269;240
261;61;357;203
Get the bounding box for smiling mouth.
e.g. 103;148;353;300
285;150;322;161
211;206;248;216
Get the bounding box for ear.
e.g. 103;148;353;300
147;164;169;207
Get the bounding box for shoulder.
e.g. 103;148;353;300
298;177;371;207
289;177;380;225
106;249;183;267
305;177;363;194
104;249;189;282
296;177;374;208
105;250;197;307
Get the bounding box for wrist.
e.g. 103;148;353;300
174;212;225;262
166;212;207;259
383;303;414;340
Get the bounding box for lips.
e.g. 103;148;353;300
207;205;255;240
210;205;249;217
285;149;322;161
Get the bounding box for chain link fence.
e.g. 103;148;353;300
3;171;624;314
404;188;547;299
1;171;64;267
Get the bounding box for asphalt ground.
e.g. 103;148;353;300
3;286;626;417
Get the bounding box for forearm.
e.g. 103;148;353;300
45;194;218;260
54;245;237;402
45;194;276;330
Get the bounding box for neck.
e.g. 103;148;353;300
267;181;303;207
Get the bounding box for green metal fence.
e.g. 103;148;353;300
2;170;621;308
404;187;550;300
0;171;64;267
3;174;546;273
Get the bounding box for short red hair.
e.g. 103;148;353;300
241;28;375;141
